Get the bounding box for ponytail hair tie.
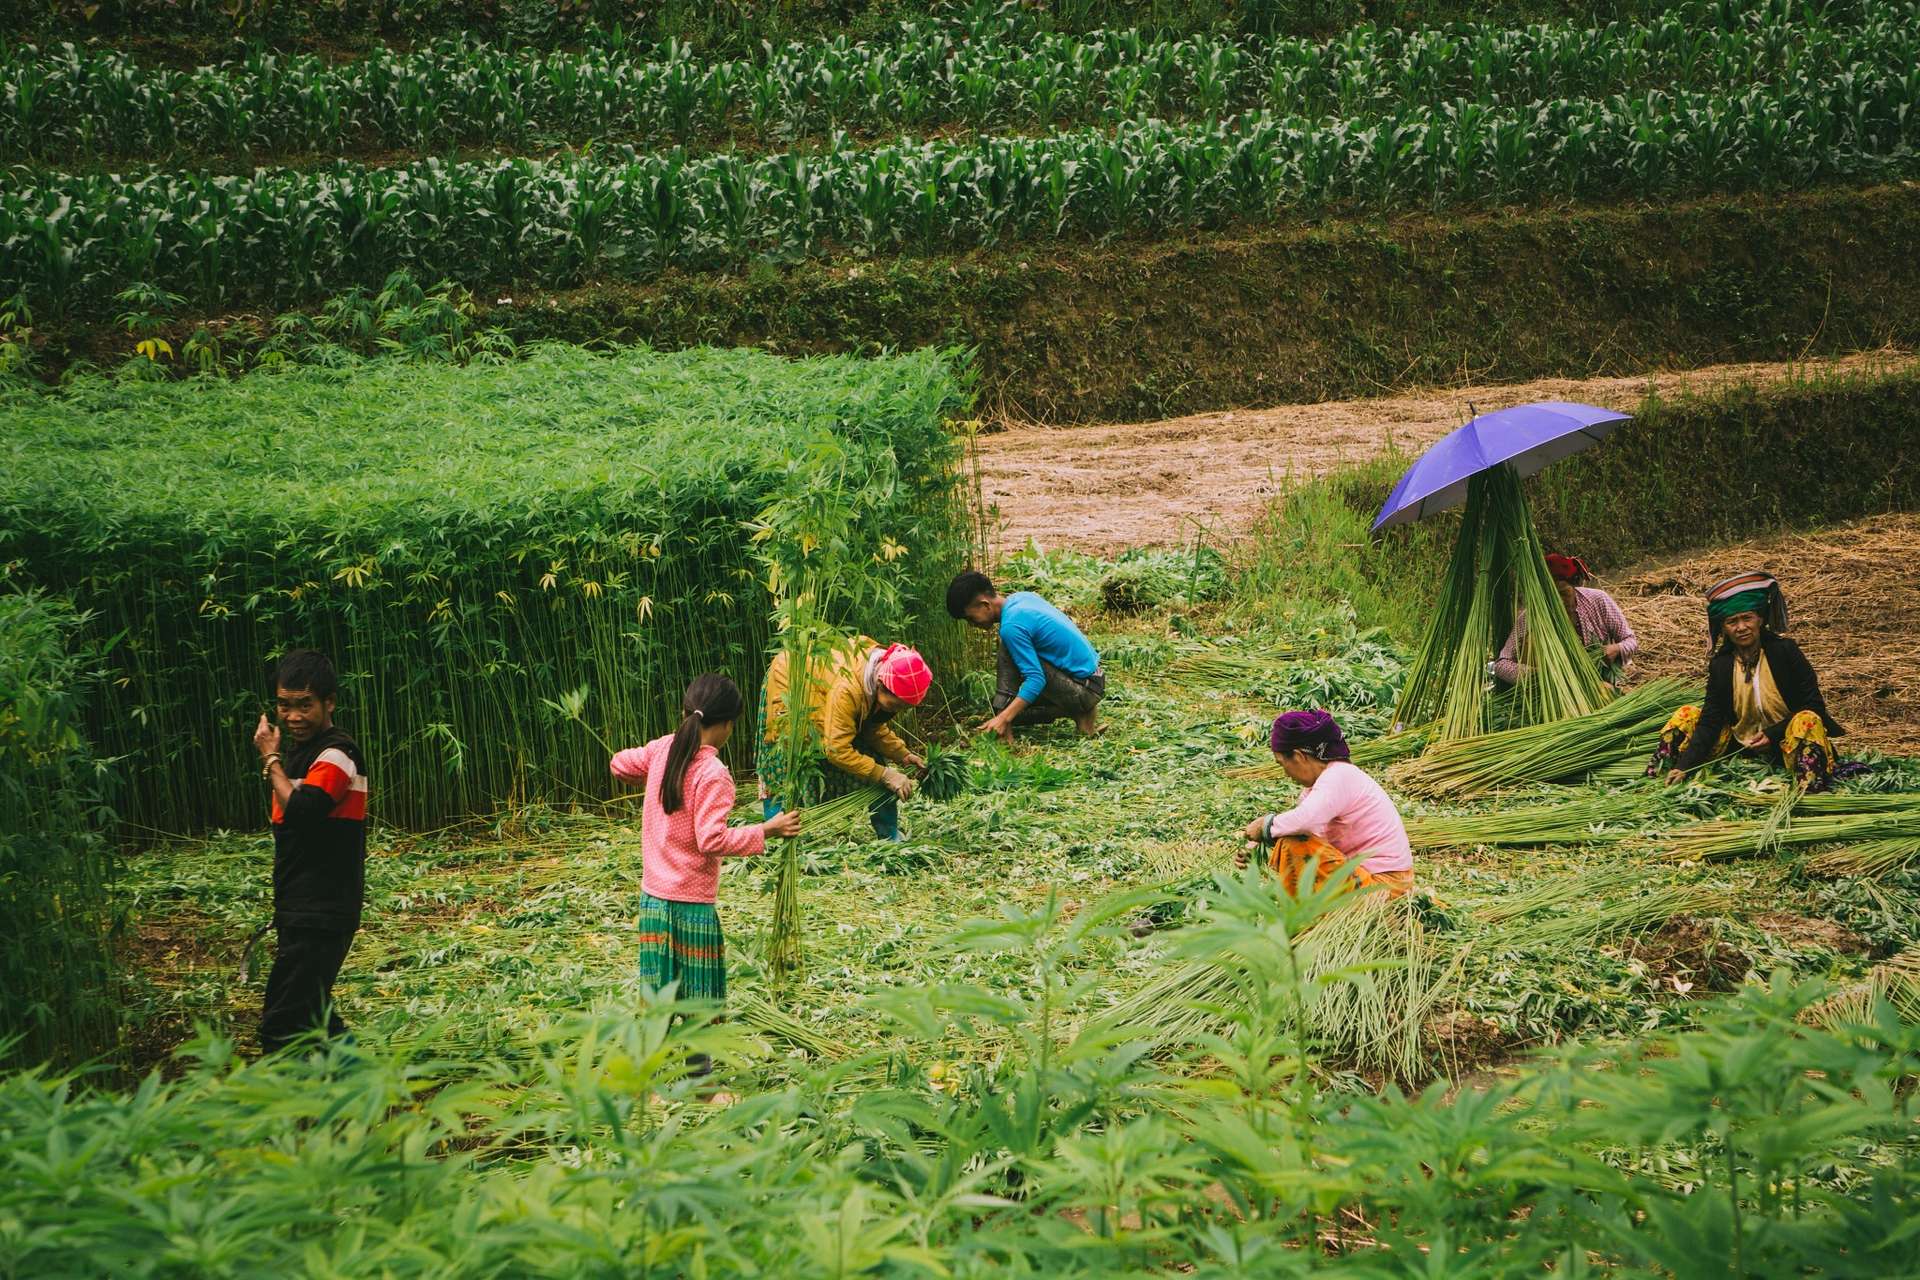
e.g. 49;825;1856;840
690;708;705;721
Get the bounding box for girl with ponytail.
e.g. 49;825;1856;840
610;674;800;1082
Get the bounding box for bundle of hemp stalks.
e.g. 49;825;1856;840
1391;677;1691;800
799;785;892;843
1390;464;1607;743
1090;894;1460;1083
1481;868;1735;950
1800;946;1920;1029
1166;639;1308;684
1804;838;1920;877
1657;805;1920;862
1405;789;1656;850
1726;791;1920;815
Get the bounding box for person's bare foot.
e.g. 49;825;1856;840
1074;712;1104;737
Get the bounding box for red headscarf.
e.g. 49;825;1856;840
1545;553;1590;586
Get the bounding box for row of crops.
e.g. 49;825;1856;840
1;0;1904;162
7;72;1919;316
0;345;973;832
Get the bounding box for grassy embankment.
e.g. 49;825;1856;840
21;185;1920;422
1235;359;1920;638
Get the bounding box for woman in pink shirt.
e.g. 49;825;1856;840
609;674;800;1077
1233;710;1415;898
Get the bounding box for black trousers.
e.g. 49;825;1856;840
993;639;1106;725
260;925;355;1053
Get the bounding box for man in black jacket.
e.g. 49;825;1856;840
250;649;368;1053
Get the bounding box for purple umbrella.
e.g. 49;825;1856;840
1371;401;1631;531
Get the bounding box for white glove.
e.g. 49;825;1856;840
880;767;914;800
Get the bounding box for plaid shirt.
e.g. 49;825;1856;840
1493;586;1638;685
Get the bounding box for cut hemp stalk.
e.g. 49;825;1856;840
1390;464;1606;744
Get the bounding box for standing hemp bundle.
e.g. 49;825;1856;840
1391;464;1607;743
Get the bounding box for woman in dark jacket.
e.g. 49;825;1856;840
1648;571;1844;791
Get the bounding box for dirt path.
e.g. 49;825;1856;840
975;351;1916;555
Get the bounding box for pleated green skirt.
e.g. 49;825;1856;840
637;893;726;1004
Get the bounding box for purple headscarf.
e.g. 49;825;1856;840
1270;710;1350;762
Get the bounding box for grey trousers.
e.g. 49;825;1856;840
994;639;1106;725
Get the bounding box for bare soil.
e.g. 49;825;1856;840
975;351;1916;556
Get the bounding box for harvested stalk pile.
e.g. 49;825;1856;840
1166;640;1308;685
1477;865;1656;926
1654;806;1920;862
1481;867;1731;949
1406;790;1656;850
734;993;846;1060
1804;838;1920;877
1392;464;1606;743
1094;894;1459;1082
1726;791;1920;815
1392;678;1690;799
1800;947;1920;1029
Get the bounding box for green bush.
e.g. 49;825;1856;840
0;343;975;832
0;592;119;1069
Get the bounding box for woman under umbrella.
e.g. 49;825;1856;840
1493;552;1637;687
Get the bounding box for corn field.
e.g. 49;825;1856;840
1;0;1909;163
8;67;1920;316
0;344;974;832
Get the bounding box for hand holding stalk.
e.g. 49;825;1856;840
764;810;802;839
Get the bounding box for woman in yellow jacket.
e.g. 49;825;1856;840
759;637;933;840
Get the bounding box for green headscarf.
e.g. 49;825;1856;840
1707;587;1771;623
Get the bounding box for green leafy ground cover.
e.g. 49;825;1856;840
118;604;1920;1077
77;597;1920;1275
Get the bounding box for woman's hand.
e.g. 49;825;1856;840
881;767;915;800
1233;844;1253;870
1664;768;1687;786
1602;643;1624;662
765;810;802;839
1241;816;1268;844
904;752;926;772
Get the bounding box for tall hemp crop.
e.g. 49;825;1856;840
0;591;120;1068
0;344;974;832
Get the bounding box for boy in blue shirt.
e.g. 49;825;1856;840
947;570;1105;743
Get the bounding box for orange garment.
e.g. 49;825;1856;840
1267;833;1414;899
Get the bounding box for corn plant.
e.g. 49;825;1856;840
5;0;1916;165
9;62;1920;317
0;344;974;832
